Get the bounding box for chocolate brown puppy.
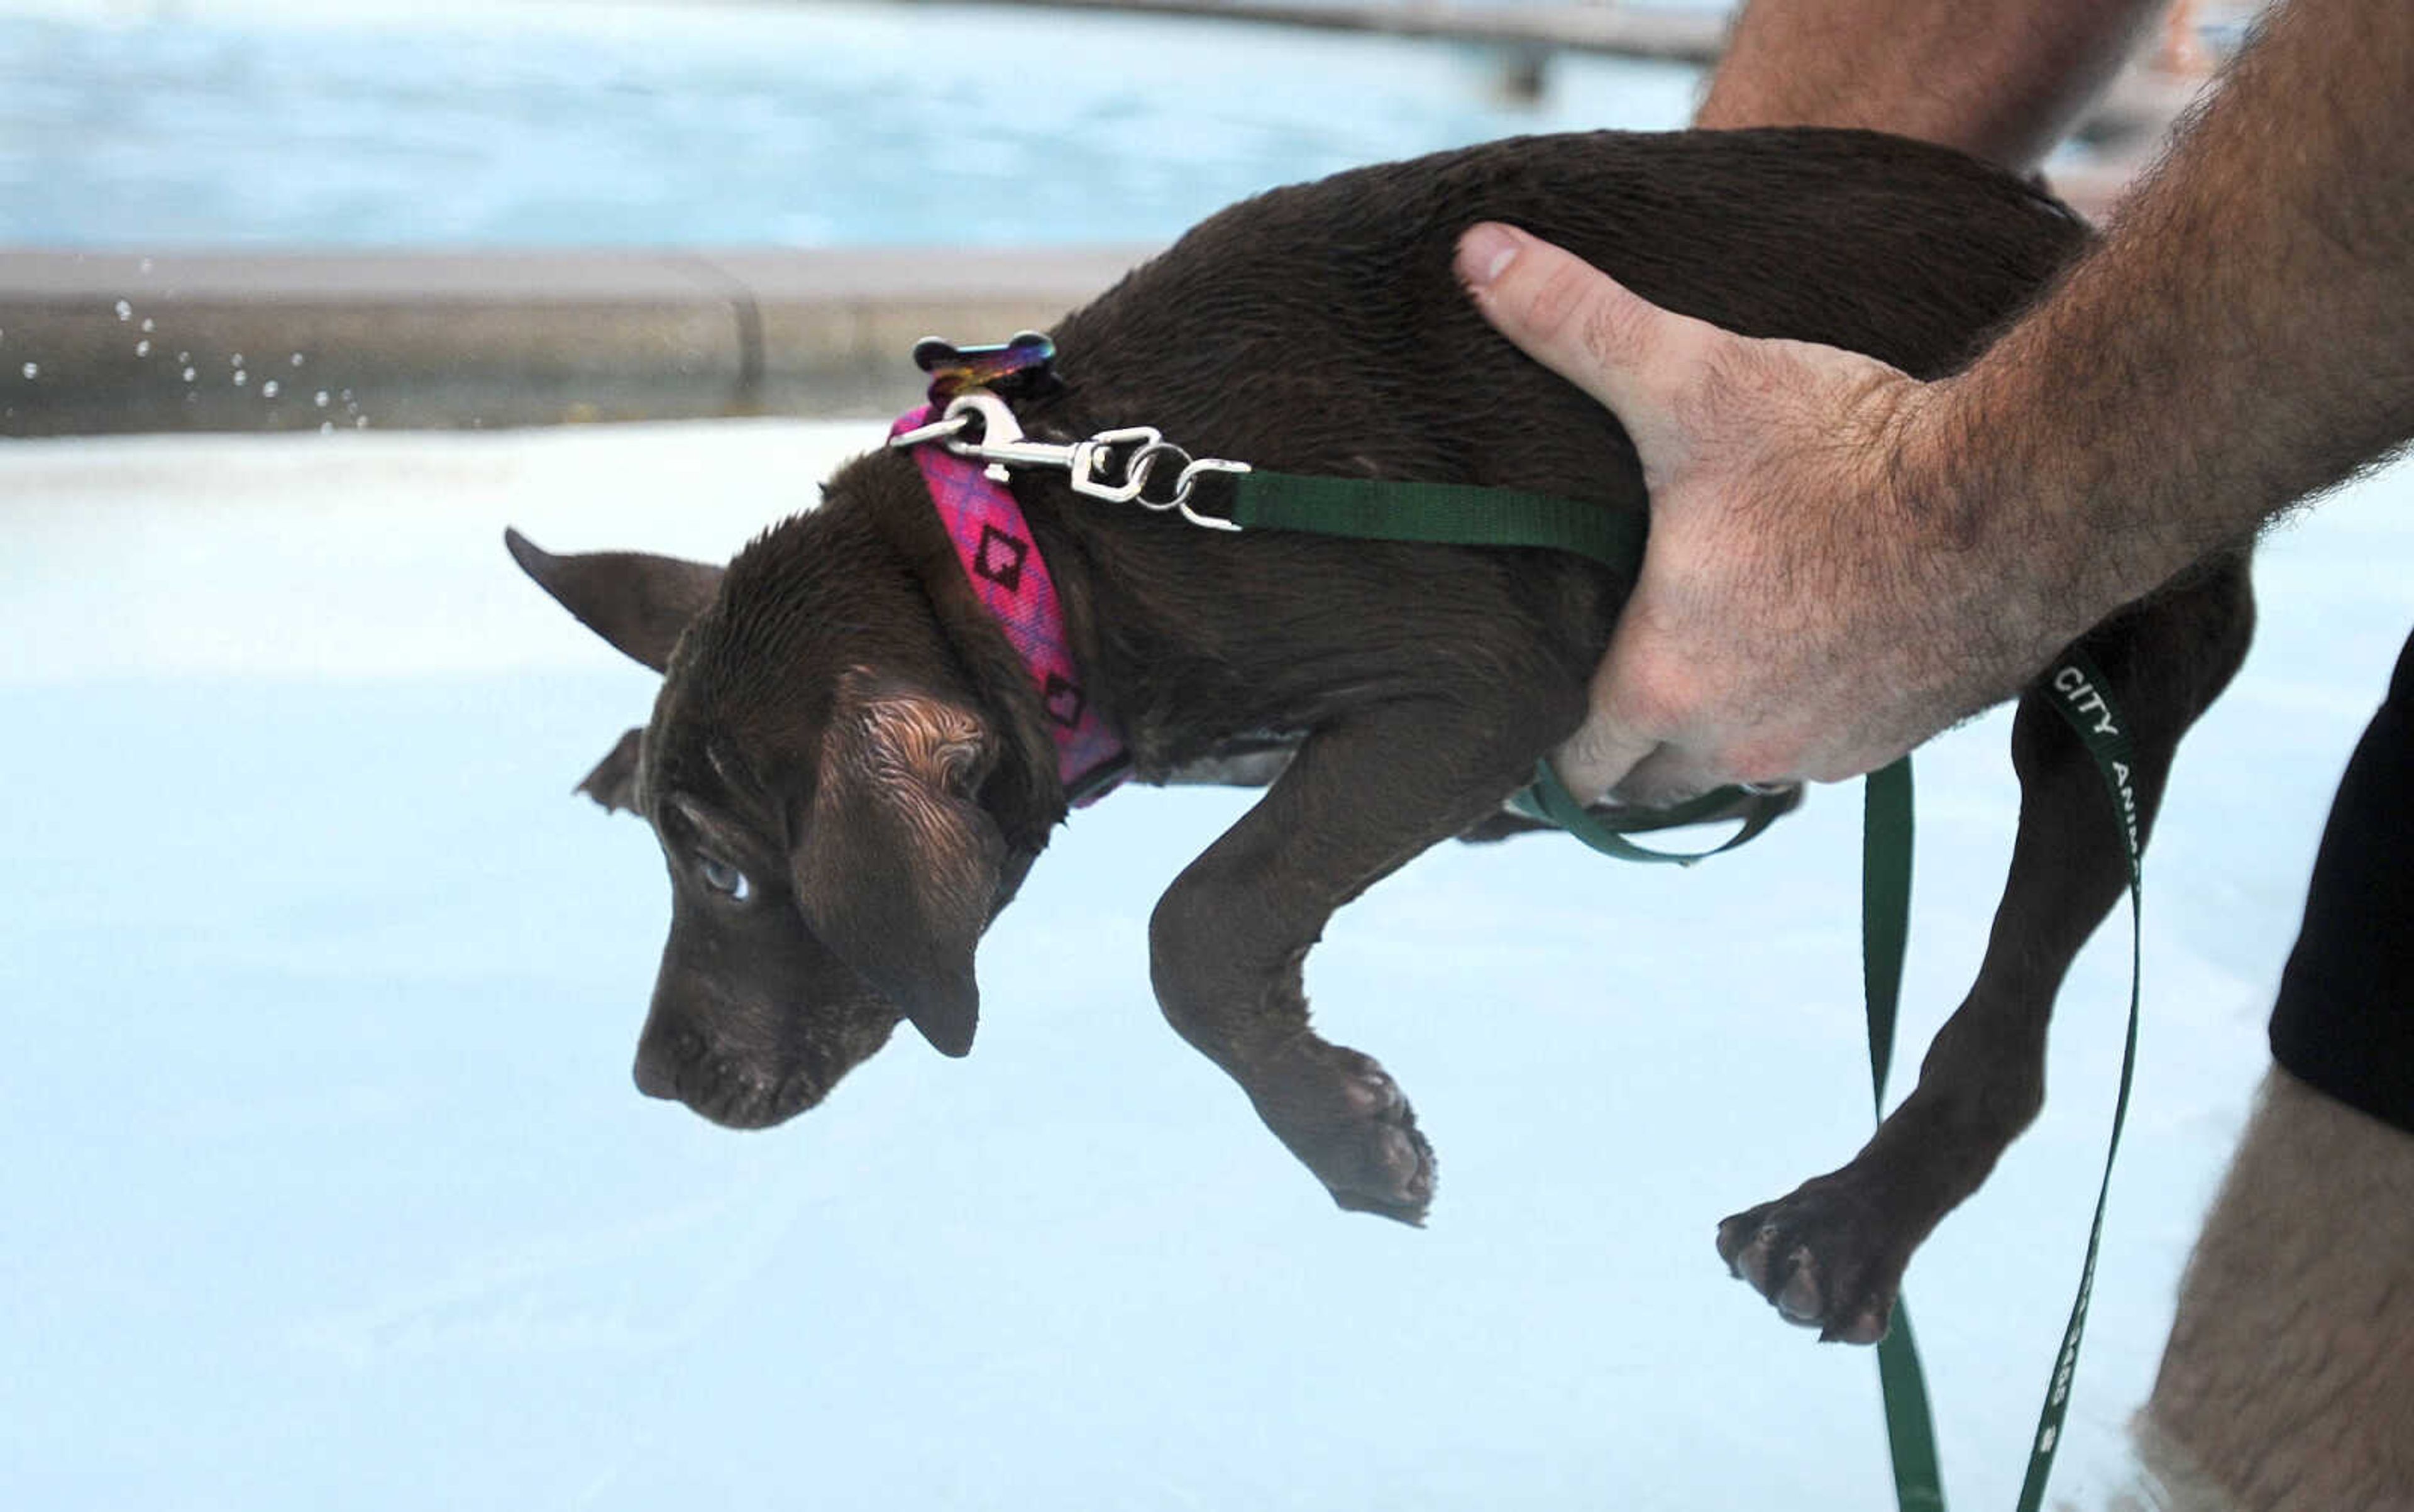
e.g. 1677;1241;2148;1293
509;129;2253;1345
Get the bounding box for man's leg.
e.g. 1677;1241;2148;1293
2139;633;2414;1510
2136;1068;2414;1511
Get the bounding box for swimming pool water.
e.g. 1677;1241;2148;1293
0;0;1703;248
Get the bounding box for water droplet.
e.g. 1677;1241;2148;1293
175;351;189;363
354;416;368;429
135;339;152;356
141;317;155;333
182;367;197;382
232;370;248;387
115;299;133;321
261;379;279;399
339;389;353;402
19;361;37;380
289;353;304;367
229;353;245;367
314;390;329;407
320;421;335;435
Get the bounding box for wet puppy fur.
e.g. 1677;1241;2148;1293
510;128;2254;1345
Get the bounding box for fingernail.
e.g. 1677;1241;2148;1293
1456;224;1521;289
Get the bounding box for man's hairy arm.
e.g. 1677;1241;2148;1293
1460;0;2414;800
1933;0;2414;642
1700;0;2164;172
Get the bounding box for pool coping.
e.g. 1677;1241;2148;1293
0;246;1158;436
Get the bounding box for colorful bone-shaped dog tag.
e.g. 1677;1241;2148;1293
914;330;1060;404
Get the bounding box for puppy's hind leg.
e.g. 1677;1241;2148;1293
1718;553;2256;1342
1150;695;1572;1224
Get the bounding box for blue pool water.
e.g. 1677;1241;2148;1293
0;0;1702;248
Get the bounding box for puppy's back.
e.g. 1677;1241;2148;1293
1041;129;2087;505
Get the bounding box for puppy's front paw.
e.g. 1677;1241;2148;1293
1251;1041;1435;1225
1716;1174;1912;1345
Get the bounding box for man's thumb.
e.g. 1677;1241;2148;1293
1457;223;1724;465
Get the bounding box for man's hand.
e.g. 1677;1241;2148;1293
1456;222;2055;805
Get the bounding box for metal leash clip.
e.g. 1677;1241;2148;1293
890;389;1248;533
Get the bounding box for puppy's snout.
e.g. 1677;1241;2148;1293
632;1028;695;1101
632;1047;680;1101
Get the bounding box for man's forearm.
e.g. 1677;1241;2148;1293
1919;0;2414;649
1698;0;2164;172
1463;0;2414;792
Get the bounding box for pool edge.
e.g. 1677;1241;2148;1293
0;245;1159;436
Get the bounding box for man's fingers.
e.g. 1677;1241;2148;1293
1548;715;1661;808
1556;628;1751;807
1456;222;1732;465
1548;632;1670;804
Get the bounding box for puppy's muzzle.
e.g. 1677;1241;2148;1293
632;1022;812;1130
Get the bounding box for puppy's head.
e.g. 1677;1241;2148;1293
506;500;1042;1129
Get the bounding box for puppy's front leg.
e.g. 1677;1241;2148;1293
1149;700;1563;1223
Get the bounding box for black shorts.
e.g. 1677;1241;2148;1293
2268;631;2414;1134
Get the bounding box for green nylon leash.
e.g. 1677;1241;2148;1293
1229;471;1648;565
2019;649;2146;1512
1222;468;2147;1512
1863;759;1949;1512
1508;754;1795;864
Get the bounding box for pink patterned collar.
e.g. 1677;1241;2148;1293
891;405;1128;805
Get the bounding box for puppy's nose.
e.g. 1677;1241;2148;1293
632;1042;683;1101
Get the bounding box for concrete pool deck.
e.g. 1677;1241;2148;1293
0;245;1155;436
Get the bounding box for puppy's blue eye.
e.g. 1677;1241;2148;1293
698;856;752;902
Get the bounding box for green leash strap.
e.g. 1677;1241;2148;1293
1863;759;1915;1099
1863;759;1949;1512
1228;471;1648;570
2015;649;2145;1512
1508;753;1795;866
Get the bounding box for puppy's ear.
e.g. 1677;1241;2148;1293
790;682;1001;1058
576;728;645;815
504;527;722;673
